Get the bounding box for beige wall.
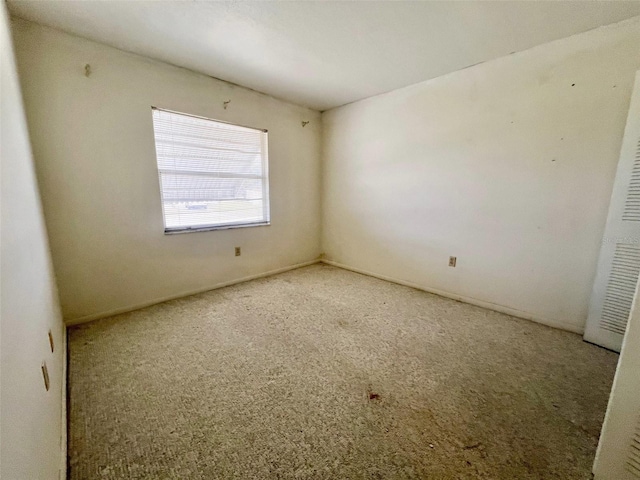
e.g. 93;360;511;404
322;17;640;333
0;3;65;479
11;18;322;323
11;13;640;334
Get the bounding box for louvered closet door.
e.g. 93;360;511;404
592;270;640;479
585;71;640;352
630;423;640;478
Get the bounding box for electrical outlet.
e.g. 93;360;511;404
41;361;50;391
449;256;457;267
235;247;241;257
48;330;54;353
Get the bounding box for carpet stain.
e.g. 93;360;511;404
68;264;618;479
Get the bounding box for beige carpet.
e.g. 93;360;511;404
68;264;618;479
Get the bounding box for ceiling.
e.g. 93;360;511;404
8;1;640;111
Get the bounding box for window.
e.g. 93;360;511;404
151;107;270;233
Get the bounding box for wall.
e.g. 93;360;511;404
0;2;65;479
322;17;640;333
11;18;322;323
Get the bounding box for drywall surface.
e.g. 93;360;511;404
11;18;322;322
322;18;640;333
0;3;65;479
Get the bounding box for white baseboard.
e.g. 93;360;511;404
66;259;322;326
321;259;585;335
60;324;67;480
65;257;584;335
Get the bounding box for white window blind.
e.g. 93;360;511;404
151;107;270;233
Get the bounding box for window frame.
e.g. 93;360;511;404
151;106;271;235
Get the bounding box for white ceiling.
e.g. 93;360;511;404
8;1;640;111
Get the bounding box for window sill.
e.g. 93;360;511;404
164;221;271;235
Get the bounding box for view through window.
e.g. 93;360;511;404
151;107;270;233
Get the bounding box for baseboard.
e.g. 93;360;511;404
321;259;585;335
60;324;68;480
65;257;584;334
66;259;322;326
